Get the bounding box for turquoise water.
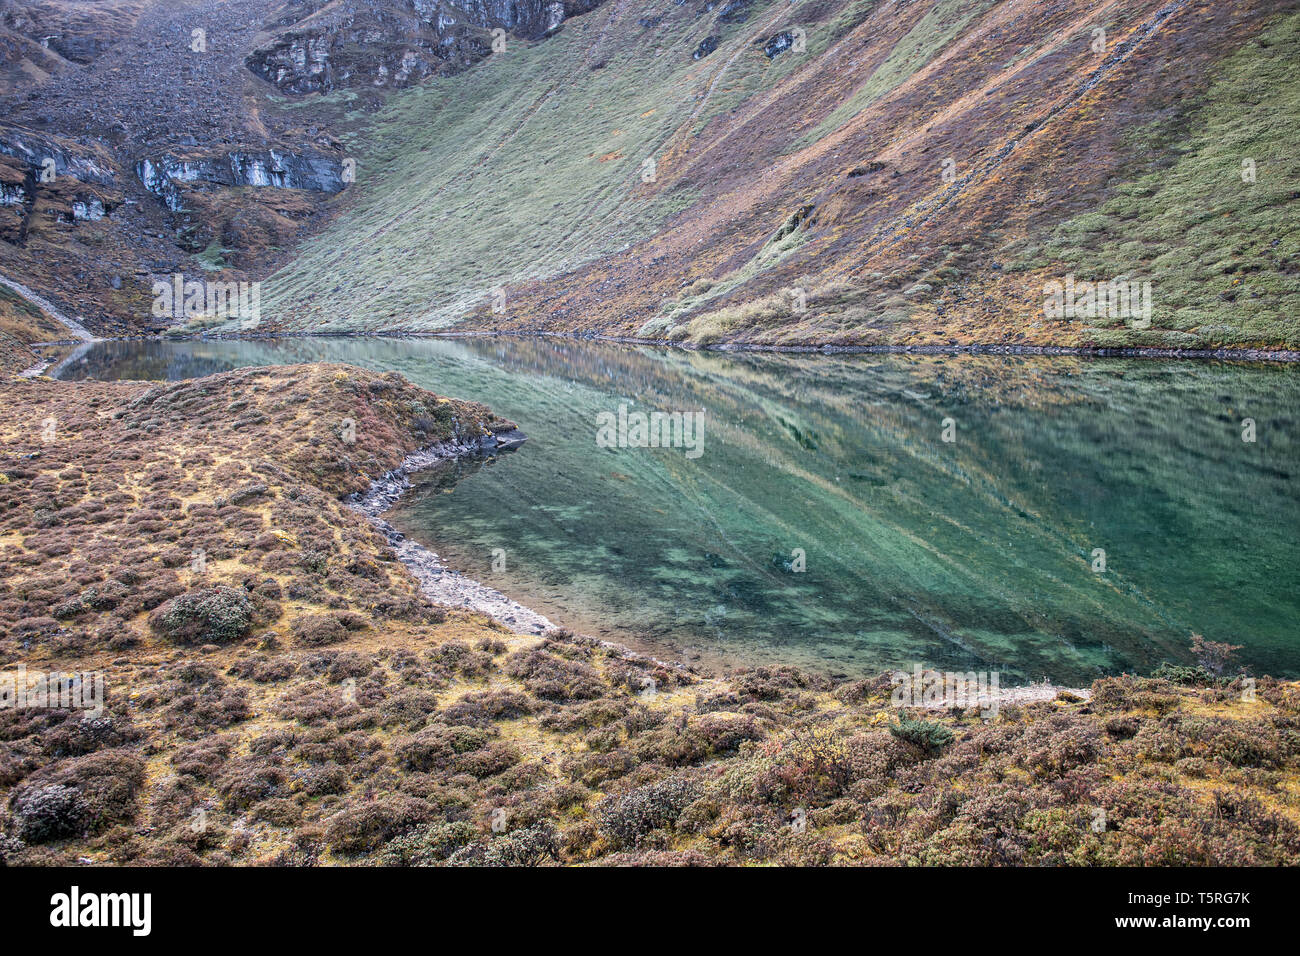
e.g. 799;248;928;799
58;336;1300;683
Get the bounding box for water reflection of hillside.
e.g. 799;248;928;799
52;338;356;382
57;335;1300;682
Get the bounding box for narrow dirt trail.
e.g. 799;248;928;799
0;273;96;342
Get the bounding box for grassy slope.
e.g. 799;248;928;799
265;0;1298;349
1004;12;1300;349
263;4;733;331
792;0;999;150
264;0;946;331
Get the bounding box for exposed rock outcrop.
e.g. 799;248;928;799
0;0;147;94
136;150;347;213
0;1;358;333
0;125;120;239
0;126;116;186
0;0;147;65
693;35;719;59
246;0;605;94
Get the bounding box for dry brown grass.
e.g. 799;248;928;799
1;362;1298;866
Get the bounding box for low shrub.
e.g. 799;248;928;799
10;784;88;843
394;724;490;773
597;777;702;848
376;821;477;865
149;587;253;645
889;716;955;755
448;823;560;866
291;614;348;647
325;796;433;854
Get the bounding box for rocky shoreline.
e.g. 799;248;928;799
347;429;555;636
347;426;1095;701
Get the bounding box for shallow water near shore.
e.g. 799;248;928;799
57;336;1300;683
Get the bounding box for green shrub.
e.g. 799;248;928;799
1151;662;1218;686
377;821;478;865
325;797;433;854
889;716;955;755
448;823;560;867
149;586;253;644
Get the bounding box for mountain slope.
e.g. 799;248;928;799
265;0;1300;350
0;0;609;333
0;0;1294;348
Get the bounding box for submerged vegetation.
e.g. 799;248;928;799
2;350;1299;866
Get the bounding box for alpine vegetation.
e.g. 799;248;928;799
0;666;104;719
891;665;1001;720
0;0;1297;907
1043;276;1154;328
151;275;261;329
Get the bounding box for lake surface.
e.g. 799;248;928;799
56;337;1300;683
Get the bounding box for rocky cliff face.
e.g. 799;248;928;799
246;0;603;94
0;128;117;186
0;0;618;334
0;0;148;64
137;150;346;213
0;1;365;332
0;126;120;241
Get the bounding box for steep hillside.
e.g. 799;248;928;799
265;0;1300;350
0;0;619;334
0;0;150;93
0;280;64;373
0;0;351;332
0;0;1294;348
